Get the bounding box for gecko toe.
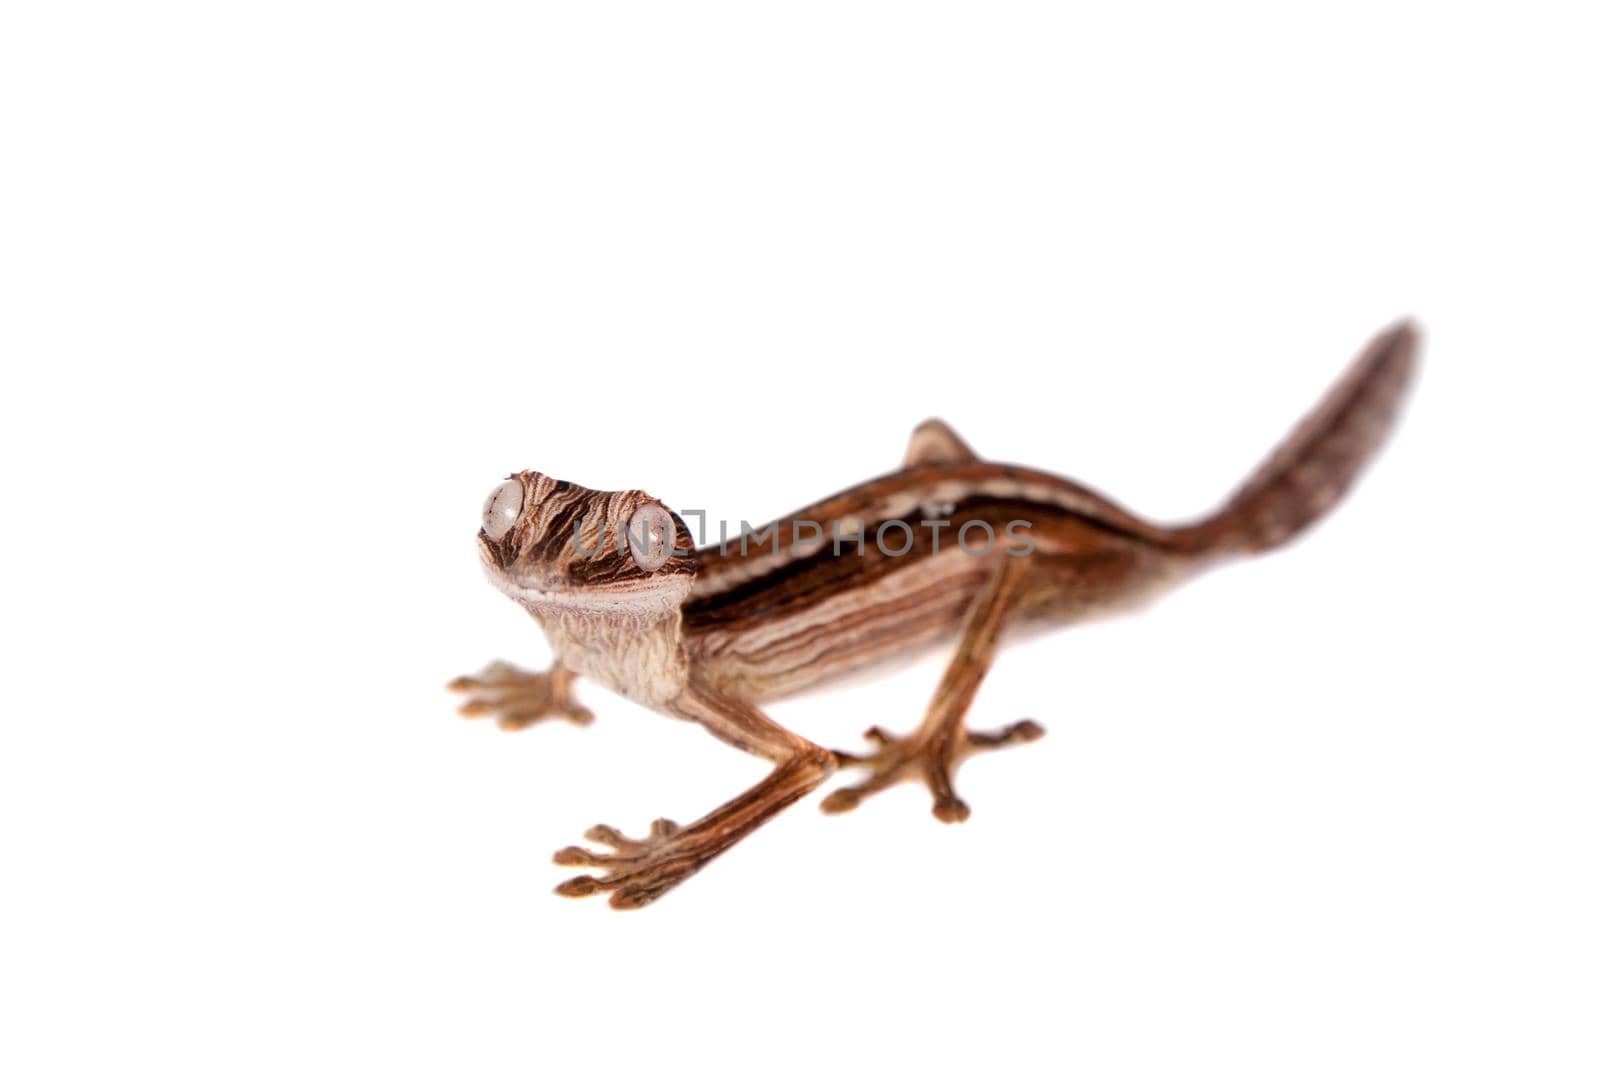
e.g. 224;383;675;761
583;824;628;847
449;661;594;730
553;845;603;866
819;787;865;814
967;719;1045;749
932;795;972;823
554;874;603;898
610;881;673;910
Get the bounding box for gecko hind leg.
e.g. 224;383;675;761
448;661;594;730
821;554;1041;823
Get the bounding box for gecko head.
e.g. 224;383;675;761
476;471;697;615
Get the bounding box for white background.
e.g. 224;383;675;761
3;3;1597;1064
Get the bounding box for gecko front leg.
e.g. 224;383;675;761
821;553;1043;822
448;661;594;730
552;684;836;909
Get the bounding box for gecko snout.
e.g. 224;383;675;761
475;470;700;614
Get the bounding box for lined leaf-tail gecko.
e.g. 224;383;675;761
451;322;1420;908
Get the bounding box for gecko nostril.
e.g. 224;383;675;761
481;479;524;540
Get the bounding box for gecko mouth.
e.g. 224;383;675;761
476;537;692;615
474;536;609;607
477;546;571;605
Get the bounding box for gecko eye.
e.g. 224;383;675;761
481;479;524;540
626;503;674;572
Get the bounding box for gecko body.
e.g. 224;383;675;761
452;323;1419;908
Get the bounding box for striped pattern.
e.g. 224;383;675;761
679;321;1421;701
478;322;1419;708
683;464;1183;700
469;322;1421;909
480;471;696;613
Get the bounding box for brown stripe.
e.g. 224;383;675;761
684;494;1150;628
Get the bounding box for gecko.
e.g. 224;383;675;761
450;322;1420;909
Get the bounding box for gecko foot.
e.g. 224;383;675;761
448;661;593;730
821;719;1044;823
552;819;707;910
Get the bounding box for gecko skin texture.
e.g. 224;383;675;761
450;322;1421;909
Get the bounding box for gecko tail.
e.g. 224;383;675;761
1173;320;1421;557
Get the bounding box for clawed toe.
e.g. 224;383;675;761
818;786;867;814
821;718;1044;821
448;661;593;729
556;819;681;861
931;794;971;824
552;818;697;909
966;718;1045;749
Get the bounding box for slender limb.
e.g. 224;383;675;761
448;661;593;730
822;553;1042;822
552;682;836;909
